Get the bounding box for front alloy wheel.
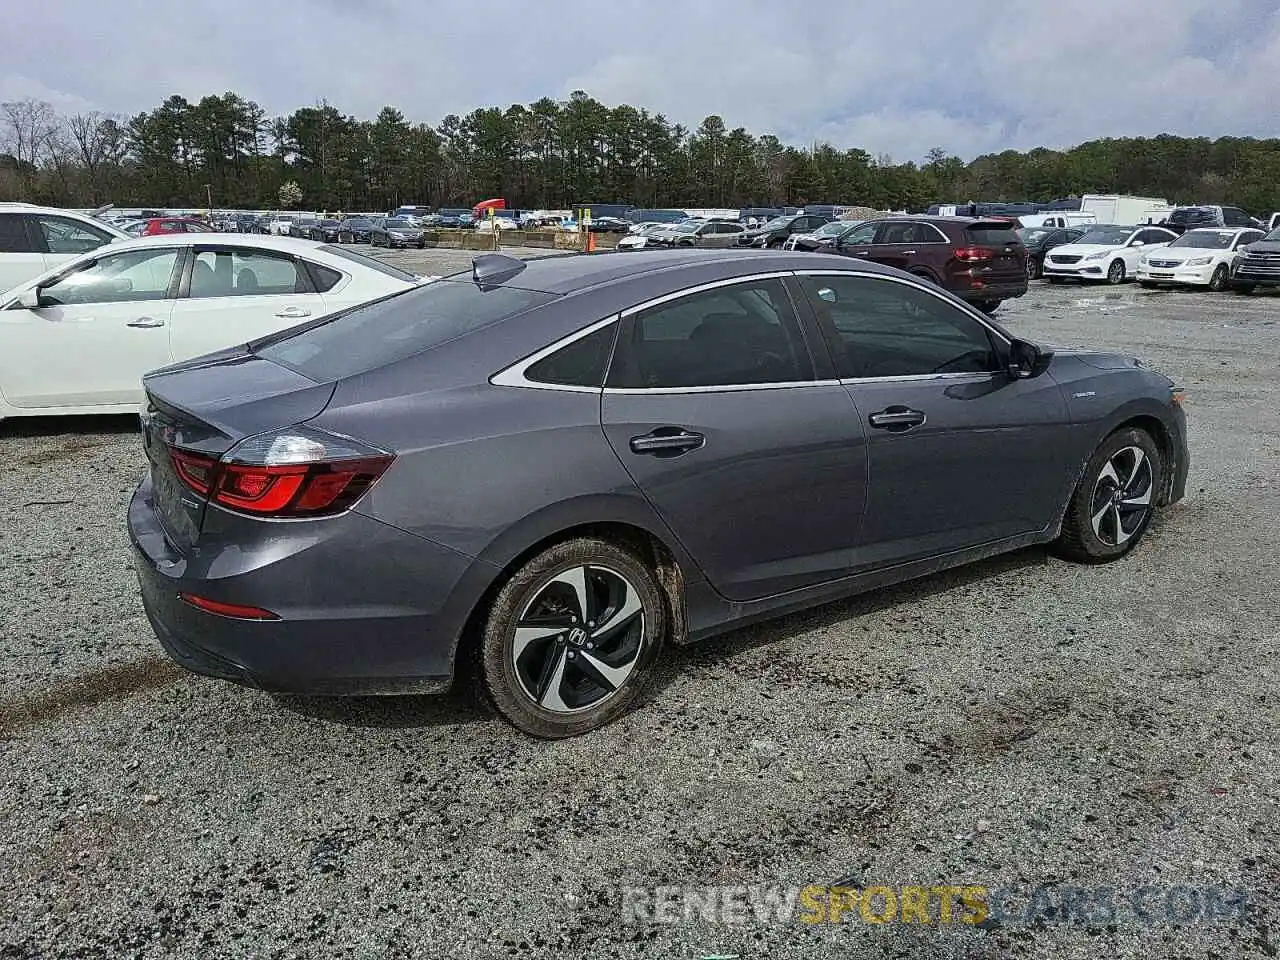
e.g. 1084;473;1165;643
1055;428;1162;563
478;538;666;737
1107;259;1126;284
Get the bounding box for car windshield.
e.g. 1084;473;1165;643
385;219;415;228
1018;228;1051;244
1077;226;1133;245
760;216;796;230
818;221;851;236
1262;228;1280;242
255;279;557;381
320;220;339;227
1169;231;1234;249
344;219;372;228
674;223;699;233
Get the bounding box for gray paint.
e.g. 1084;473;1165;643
130;250;1190;694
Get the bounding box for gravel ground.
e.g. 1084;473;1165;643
2;255;1279;959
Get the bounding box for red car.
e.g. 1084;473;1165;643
125;217;214;237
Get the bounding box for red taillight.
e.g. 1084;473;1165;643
954;246;995;262
165;427;393;518
170;449;216;494
179;592;280;620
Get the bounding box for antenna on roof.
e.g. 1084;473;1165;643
472;253;526;289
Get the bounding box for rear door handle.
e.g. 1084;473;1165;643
126;316;165;328
274;306;311;319
868;407;926;431
900;249;917;255
629;429;705;456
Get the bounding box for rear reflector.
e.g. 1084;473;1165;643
165;425;393;518
179;593;280;620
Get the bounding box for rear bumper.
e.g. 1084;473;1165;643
128;476;485;695
954;279;1028;302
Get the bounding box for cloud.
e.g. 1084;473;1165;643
0;0;1277;160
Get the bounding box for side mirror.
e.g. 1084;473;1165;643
1007;338;1053;380
15;287;41;309
1130;240;1145;247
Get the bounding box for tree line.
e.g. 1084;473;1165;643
2;91;1278;215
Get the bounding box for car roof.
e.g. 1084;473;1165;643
455;248;906;295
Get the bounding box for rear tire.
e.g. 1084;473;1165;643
1026;258;1041;280
477;537;667;738
1054;427;1162;564
1208;264;1230;292
977;299;1002;314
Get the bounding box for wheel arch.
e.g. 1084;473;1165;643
451;507;698;680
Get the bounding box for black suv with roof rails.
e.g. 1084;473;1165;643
828;215;1028;313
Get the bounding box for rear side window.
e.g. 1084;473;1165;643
0;214;32;253
607;278;812;389
966;224;1022;246
256;279;556;381
526;323;617;387
306;262;344;293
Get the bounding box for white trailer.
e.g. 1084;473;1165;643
1080;194;1172;225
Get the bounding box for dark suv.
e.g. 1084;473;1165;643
830;216;1028;312
738;213;834;248
1163;205;1258;234
1231;226;1280;293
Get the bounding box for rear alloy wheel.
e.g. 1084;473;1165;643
478;538;666;738
1026;257;1041;280
1106;259;1126;284
1208;264;1230;292
1055;428;1162;563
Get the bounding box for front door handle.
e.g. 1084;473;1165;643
868;407;926;431
629;428;705;456
274;306;311;319
899;249;917;255
126;316;165;328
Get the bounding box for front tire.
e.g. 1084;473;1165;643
1106;259;1126;284
1233;283;1256;295
1208;264;1230;292
1055;428;1162;563
477;537;667;738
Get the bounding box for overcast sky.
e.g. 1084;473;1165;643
4;0;1278;162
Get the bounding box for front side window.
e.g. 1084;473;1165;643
841;222;879;245
607;278;812;389
189;248;308;298
38;248;180;306
800;274;999;379
34;215;115;255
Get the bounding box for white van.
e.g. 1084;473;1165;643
0;204;129;294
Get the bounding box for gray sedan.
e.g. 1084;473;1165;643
129;249;1189;738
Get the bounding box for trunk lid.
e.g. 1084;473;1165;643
141;346;334;547
965;221;1026;279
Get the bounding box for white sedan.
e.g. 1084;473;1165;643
1041;225;1178;284
0;235;423;421
1136;227;1266;291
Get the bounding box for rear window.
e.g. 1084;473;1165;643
966;223;1022;246
255;279;556;381
317;244;417;281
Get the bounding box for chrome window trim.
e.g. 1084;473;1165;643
489;313;620;394
793;268;1013;346
604;380;841;396
491;268;1016;395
